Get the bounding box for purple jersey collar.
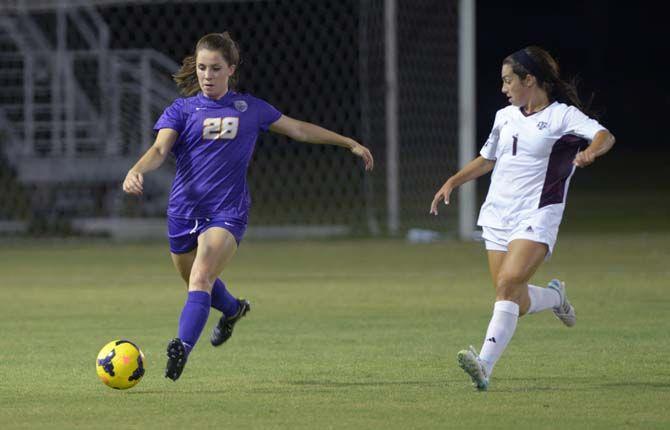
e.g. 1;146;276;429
197;91;236;107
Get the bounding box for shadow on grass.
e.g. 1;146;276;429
124;379;445;395
291;378;585;393
489;376;670;392
598;381;670;390
288;379;445;388
487;376;590;393
125;388;228;395
108;377;670;396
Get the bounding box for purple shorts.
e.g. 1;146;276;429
168;216;248;254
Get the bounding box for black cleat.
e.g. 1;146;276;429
210;299;251;347
165;338;188;381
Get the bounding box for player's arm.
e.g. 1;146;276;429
122;128;179;196
269;115;373;171
573;129;615;167
430;156;495;215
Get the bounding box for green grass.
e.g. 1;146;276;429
0;233;669;429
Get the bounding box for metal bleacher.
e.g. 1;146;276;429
0;1;177;232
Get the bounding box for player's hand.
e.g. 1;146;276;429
429;181;453;215
573;149;596;167
350;142;374;171
123;170;144;195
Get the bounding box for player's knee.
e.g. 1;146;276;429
188;270;215;292
495;271;525;301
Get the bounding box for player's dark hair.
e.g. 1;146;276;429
503;46;597;118
173;32;240;96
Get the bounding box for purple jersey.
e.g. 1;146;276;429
154;91;282;220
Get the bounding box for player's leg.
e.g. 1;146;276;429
478;239;547;379
526;280;562;315
211;279;242;316
171;237;242;320
167;216;198;286
485;238;560;317
456;234;510;390
182;226;238;343
201;219;251;346
171;249;196;285
166;227;237;381
514;225;567;319
487;249;506;289
456;249;509;391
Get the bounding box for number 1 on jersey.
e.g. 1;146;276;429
512;134;518;156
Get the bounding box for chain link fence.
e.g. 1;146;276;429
0;0;461;238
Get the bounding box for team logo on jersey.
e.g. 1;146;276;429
536;121;548;130
234;100;248;112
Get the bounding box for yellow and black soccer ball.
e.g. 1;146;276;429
96;340;145;390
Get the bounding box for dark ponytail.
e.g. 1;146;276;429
504;46;597;118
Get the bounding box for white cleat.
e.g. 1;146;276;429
457;346;489;391
547;279;576;327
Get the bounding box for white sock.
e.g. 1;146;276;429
527;284;561;314
479;300;519;376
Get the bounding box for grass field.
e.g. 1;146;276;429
0;230;669;429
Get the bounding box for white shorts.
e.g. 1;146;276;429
481;223;558;260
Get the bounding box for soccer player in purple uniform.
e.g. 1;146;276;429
122;32;373;381
430;46;615;390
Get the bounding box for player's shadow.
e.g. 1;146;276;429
124;377;670;395
124;380;442;395
288;379;444;388
125;388;230;395
490;376;670;392
121;380;440;395
597;380;670;389
485;376;586;393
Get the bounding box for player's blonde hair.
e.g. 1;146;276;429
173;32;240;96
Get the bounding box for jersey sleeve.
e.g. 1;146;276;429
562;106;606;142
480;110;503;160
154;98;186;134
255;98;283;132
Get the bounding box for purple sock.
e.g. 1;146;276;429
211;278;240;317
178;291;211;355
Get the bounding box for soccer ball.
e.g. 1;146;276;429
96;340;145;390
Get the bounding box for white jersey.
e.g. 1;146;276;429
477;101;606;231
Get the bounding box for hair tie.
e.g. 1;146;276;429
511;49;543;81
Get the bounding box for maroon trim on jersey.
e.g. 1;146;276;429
539;134;588;208
519;102;553;117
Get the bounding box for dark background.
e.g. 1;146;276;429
4;0;664;234
476;1;669;232
477;0;668;154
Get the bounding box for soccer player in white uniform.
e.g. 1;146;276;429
430;46;615;390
